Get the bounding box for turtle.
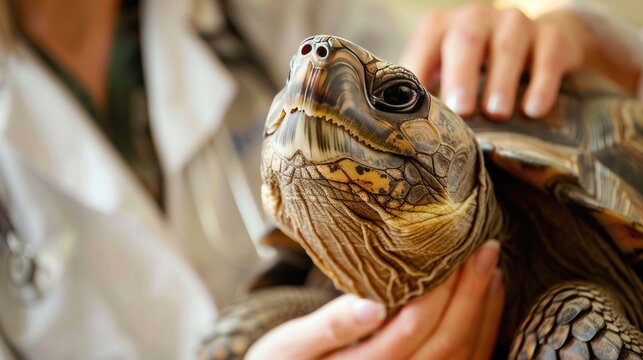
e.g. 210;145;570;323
200;35;643;359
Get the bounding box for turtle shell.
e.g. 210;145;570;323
465;72;642;255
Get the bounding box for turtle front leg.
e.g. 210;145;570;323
509;282;642;359
198;286;335;360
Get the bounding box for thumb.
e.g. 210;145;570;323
247;294;386;359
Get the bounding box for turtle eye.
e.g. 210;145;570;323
383;83;415;106
372;80;424;113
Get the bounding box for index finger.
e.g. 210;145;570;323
440;4;494;116
246;294;386;360
399;10;450;87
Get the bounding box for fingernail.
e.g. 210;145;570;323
352;298;386;324
486;92;508;116
474;240;500;274
445;88;467;114
523;97;542;118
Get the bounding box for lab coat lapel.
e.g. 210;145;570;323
1;45;163;233
141;0;236;174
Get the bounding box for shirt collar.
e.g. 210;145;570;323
141;0;236;173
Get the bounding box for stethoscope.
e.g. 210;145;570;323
0;199;44;303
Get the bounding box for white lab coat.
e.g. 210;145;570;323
0;0;407;358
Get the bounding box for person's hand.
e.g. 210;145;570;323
400;4;592;120
246;240;504;360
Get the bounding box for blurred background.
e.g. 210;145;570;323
393;0;643;27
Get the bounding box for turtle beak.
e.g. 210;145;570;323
265;36;416;157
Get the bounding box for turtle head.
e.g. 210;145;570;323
261;36;497;308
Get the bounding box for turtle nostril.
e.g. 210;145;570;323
316;46;328;58
301;43;312;55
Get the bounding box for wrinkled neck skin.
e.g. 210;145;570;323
262;139;505;310
374;149;505;309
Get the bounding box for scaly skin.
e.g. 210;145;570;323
202;35;642;359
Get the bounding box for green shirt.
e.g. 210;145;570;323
23;0;165;209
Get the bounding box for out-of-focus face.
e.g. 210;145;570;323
261;35;485;308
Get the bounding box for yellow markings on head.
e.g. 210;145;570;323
338;159;392;195
316;160;393;195
390;181;410;199
318;164;350;183
387;200;401;209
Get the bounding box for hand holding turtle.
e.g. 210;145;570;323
400;4;637;120
246;241;504;360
